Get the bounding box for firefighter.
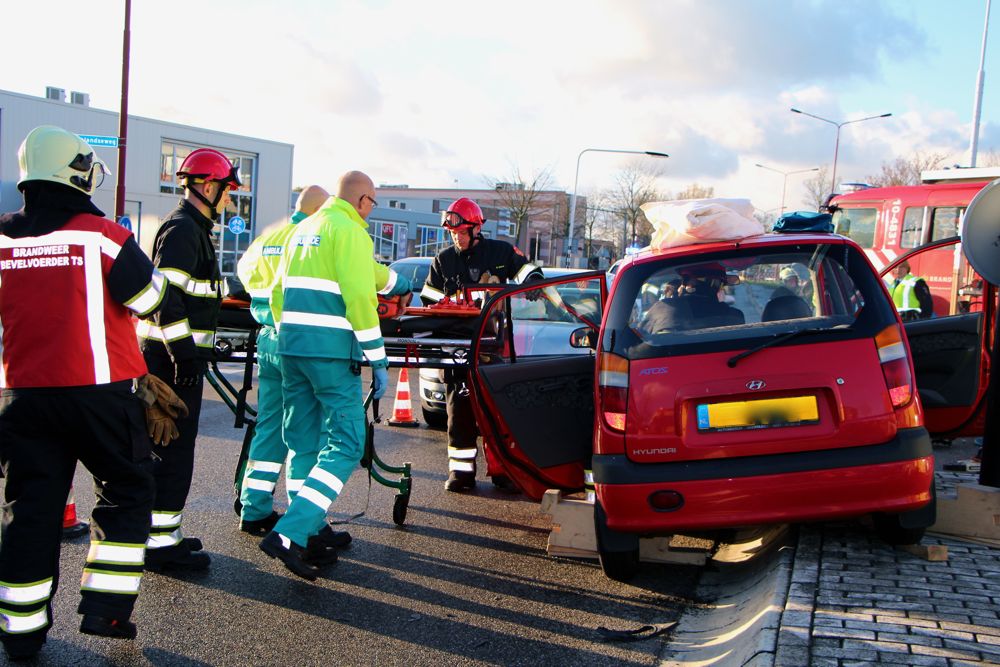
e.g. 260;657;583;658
0;126;167;659
137;148;240;571
420;197;542;492
890;261;933;321
258;171;398;580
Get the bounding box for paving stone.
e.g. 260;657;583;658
910;625;975;641
910;643;980;661
875;615;937;628
876;631;943;648
813;626;876;640
813;644;878;661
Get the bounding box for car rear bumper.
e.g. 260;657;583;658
593;427;934;533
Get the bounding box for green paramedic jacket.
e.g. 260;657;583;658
273;197;400;368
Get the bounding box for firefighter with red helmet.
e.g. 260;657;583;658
137;147;240;571
0;126;169;659
420;197;542;492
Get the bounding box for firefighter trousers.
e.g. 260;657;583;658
239;327;320;521
445;369;504;478
143;348;205;555
272;356;364;547
0;383;154;647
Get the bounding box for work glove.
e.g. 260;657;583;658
146;404;180;446
137;374;190;419
174;359;203;388
372;366;390;400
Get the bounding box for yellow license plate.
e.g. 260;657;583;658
696;396;819;432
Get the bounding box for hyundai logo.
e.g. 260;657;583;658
746;379;766;390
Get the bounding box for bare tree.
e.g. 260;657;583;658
802;165;831;211
673;183;715;200
978;149;1000;167
605;161;664;249
864;151;948;187
485;164;554;260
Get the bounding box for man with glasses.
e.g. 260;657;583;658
421;197;542;492
259;171;409;579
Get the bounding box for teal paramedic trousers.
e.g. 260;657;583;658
239;327;321;521
272;355;365;547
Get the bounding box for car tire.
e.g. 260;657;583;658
594;500;640;582
873;483;936;546
422;407;447;429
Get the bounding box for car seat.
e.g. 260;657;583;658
761;295;812;322
641;298;694;334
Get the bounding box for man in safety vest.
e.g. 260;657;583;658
420;197;543;493
137;148;240;572
891;261;933;322
0;126;168;659
258;171;403;580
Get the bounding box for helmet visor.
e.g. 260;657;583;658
441;211;475;229
68;152;110;193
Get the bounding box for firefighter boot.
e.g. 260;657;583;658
145;543;211;572
79;615;137;640
2;634;44;661
445;470;476;492
260;531;319;581
240;510;282;537
491;475;520;494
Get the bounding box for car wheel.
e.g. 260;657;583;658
873;483;936;546
422;407;447;429
594;500;640;582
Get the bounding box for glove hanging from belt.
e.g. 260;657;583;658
135;374;190;446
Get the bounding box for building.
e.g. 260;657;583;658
374;186;585;266
0;88;293;276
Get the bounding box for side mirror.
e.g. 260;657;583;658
569;326;596;349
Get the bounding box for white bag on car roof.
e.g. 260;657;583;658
642;198;765;250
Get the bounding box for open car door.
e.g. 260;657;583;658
469;271;607;500
881;237;995;437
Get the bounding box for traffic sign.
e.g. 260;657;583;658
228;216;247;235
118;216;132;231
78;134;119;148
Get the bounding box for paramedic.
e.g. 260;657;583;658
420;198;543;492
259;171;403;580
891;261;933;321
137;148;240;572
0;126;167;658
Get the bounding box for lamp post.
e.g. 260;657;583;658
754;163;819;215
566;148;668;267
790;108;892;196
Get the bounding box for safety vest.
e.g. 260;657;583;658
275;198;389;367
0;213;164;388
892;274;922;314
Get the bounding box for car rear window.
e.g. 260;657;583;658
605;242;897;361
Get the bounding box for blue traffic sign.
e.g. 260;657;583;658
118;216;132;231
228;216;247;235
78;134;119;148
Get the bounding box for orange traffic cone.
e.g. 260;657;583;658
62;487;88;539
388;367;420;427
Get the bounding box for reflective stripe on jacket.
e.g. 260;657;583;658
892;274;923;313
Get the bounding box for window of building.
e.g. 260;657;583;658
416;225;449;257
160;140;258;276
370;220;409;262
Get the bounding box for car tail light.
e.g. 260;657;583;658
598;351;629;432
875;324;914;408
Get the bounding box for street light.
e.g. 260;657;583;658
754;163;819;215
566;148;668;267
790;108;892;196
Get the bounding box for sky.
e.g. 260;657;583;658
3;0;998;215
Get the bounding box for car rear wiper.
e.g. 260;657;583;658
727;325;848;368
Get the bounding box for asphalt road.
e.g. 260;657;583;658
17;367;702;666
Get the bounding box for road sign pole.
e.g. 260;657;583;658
115;0;131;222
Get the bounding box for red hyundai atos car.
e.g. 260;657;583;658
467;229;992;581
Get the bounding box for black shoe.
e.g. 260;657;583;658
445;471;476;492
182;537;203;551
260;531;319;581
79;614;137;639
2;636;44;661
491;475;520;494
145;545;211;572
303;540;339;567
312;524;352;549
240;511;282;536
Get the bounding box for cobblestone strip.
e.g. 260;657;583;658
775;525;821;666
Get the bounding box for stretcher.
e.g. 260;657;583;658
208;288;498;526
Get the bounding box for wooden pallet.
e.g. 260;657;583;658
540;490;710;566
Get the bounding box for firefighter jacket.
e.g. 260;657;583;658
420;237;542;304
0;183;166;388
138;200;223;362
274;197;398;368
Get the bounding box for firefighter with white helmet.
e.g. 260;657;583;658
137;147;241;572
0;126;170;658
420;197;543;492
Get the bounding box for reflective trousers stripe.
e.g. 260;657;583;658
0;606;48;634
449;460;475;473
87;542;145;566
0;579;52;605
80;569;141;595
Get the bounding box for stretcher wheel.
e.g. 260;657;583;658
392;490;410;526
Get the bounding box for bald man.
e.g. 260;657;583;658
259;171;410;579
236;185;355;561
